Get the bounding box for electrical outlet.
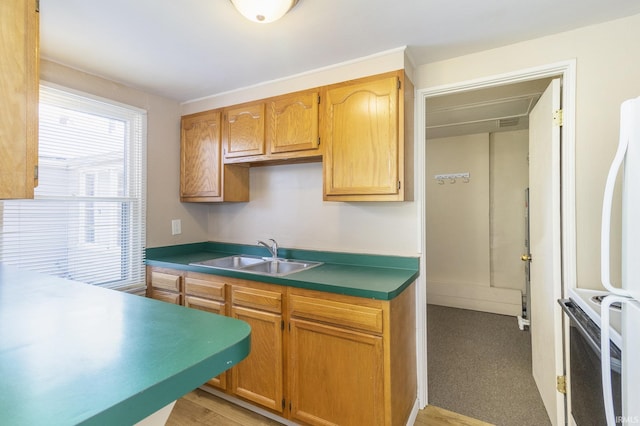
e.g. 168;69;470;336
171;219;182;235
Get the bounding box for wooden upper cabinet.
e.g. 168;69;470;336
223;102;266;160
181;110;222;200
0;0;39;199
181;110;249;203
323;71;411;202
267;90;320;156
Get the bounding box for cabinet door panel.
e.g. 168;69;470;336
231;306;283;413
268;91;319;154
289;318;384;426
224;103;266;158
0;0;39;199
184;295;228;390
180;111;222;199
324;75;400;197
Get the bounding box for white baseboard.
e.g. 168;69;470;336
406;398;419;425
427;281;522;316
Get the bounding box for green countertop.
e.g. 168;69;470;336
0;264;251;426
146;242;420;300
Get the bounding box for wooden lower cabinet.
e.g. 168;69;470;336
184;272;228;390
146;267;182;304
230;282;285;414
145;266;416;425
287;284;416;426
289;318;384;425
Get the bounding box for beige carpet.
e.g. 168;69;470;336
427;304;551;426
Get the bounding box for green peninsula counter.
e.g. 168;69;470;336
0;265;250;426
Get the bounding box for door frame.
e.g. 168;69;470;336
414;59;577;425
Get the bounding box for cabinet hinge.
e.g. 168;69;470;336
553;109;563;127
282;398;286;410
397;181;401;190
556;375;566;394
397;78;401;90
34;165;39;180
317;137;321;146
281;320;284;330
317;95;321;104
35;0;40;12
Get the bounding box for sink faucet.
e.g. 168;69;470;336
257;238;279;259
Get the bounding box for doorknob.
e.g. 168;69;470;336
521;254;532;262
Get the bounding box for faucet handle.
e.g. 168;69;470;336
269;239;279;257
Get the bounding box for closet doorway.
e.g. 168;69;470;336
425;78;553;318
420;65;575;426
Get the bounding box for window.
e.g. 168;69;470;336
0;84;146;292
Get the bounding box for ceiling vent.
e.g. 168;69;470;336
499;117;520;127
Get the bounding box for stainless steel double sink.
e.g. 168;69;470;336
189;254;323;277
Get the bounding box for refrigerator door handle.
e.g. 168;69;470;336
601;101;633;297
601;295;631;426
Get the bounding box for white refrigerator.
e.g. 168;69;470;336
600;96;640;425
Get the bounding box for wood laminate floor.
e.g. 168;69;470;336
166;388;494;426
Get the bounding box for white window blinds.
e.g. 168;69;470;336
0;84;147;292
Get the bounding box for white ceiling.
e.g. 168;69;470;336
40;0;640;103
426;78;553;139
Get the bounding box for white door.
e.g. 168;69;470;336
528;78;565;426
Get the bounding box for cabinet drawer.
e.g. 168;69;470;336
184;275;225;301
185;296;225;315
150;271;182;292
149;289;182;305
289;294;383;334
232;286;282;314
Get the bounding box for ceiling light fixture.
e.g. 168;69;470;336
230;0;299;24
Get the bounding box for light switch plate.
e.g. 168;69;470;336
171;219;181;235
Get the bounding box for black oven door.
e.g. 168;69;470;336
559;299;622;425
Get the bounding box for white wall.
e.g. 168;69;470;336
426;133;490;287
414;13;640;290
490;130;529;291
425;131;526;314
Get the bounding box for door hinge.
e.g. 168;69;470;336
553;109;563;127
556;375;566;394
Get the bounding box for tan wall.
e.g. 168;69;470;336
426;131;527;314
490;130;529;291
426;133;490;287
415;13;640;290
40;60;209;248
